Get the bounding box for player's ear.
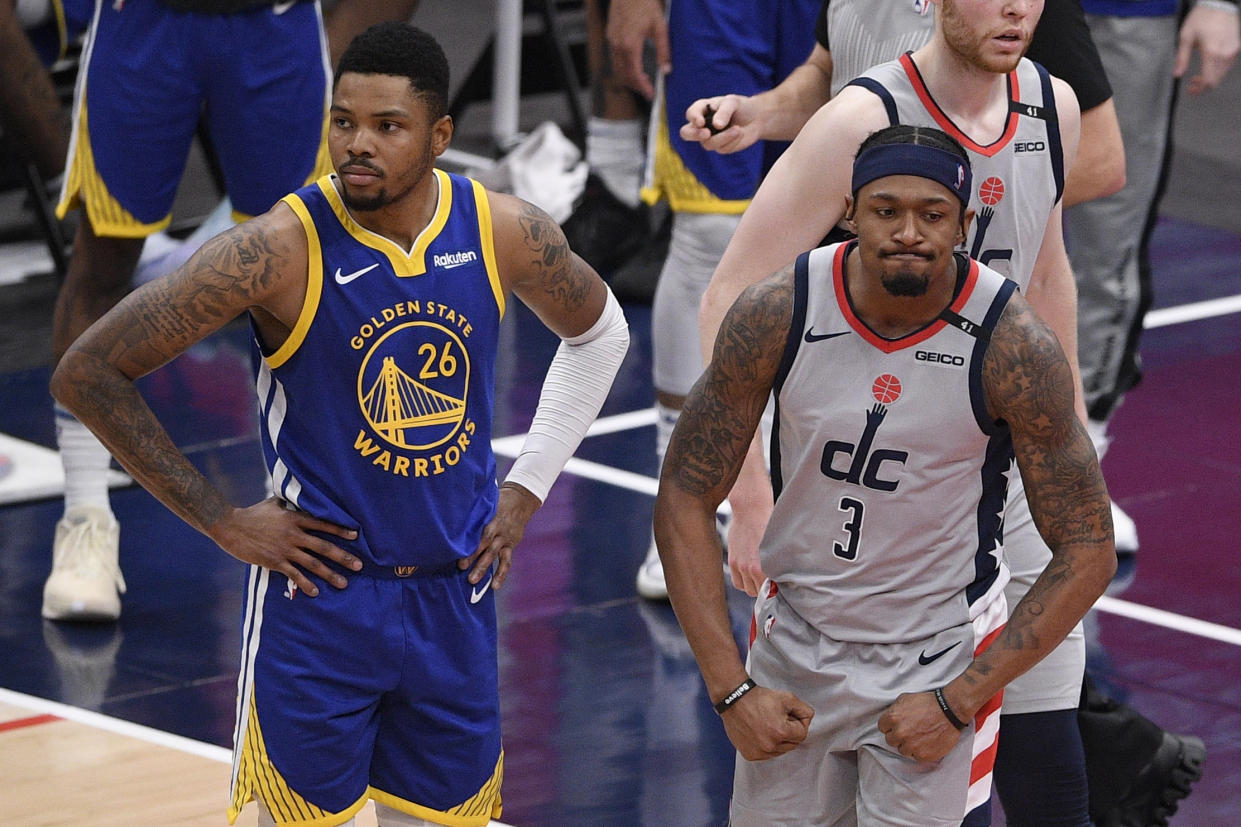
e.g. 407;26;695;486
844;194;856;230
431;114;454;157
959;207;975;243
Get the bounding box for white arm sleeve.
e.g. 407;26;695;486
503;288;630;503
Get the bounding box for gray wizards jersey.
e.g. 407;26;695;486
761;242;1017;644
822;0;935;97
848;54;1065;289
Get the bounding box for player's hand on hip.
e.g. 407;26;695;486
680;95;759;154
208;497;361;597
878;691;965;764
460;482;541;590
722;687;814;761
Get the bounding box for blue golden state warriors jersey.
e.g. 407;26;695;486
255;169;506;570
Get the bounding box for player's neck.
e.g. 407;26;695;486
845;248;958;340
341;169;441;252
910;43;1010;135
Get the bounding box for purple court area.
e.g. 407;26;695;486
0;214;1237;824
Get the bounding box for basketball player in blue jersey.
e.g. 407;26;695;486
42;0;334;623
49;22;629;827
604;0;821;600
655;125;1115;825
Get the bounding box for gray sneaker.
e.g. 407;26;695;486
42;506;125;622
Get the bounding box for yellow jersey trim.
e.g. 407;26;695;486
56;104;171;237
227;686;366;826
317;168;454;277
470;179;506;320
369;750;504;827
266;194;323;370
641;102;751;216
51;0;68;61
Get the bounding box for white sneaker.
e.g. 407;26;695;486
635;537;668;601
1112;500;1139;556
42;506;125;621
1087;417;1139;557
637;513;732;602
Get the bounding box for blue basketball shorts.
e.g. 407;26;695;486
25;0;92;64
644;0;818;212
57;0;331;237
229;563;503;827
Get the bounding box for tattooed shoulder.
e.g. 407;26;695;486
510;199;591;310
712;264;795;382
129;210;298;342
982;296;1074;434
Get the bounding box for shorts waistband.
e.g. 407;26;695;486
353;561;463;580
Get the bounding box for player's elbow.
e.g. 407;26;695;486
50;348;91;415
1097;152;1126;199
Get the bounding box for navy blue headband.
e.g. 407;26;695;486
851;143;972;206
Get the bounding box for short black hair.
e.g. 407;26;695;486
856;124;970;169
854;125;971;218
334;22;450;120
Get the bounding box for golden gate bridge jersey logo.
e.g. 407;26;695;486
356;320;470;451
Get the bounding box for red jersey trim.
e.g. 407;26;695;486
832;243;981;354
899;53;1020;158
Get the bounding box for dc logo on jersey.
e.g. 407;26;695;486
352;315;478;477
912;0;929;14
820;390;909;493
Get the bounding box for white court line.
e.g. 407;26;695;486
1144;294;1241;328
0;687;517;826
1094;596;1241;646
0;686;230;762
498;414;1236;646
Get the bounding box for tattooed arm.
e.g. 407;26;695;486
50;206;363;596
654;264;813;762
948;291;1115;721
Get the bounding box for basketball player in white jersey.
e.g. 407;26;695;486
688;2;1110;821
654;125;1115;824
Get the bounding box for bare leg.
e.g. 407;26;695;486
42;217;143;622
0;0;69;178
52;217;143;363
323;0;421;69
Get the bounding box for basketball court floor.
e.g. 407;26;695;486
2;68;1240;827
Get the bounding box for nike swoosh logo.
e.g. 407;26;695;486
918;640;963;666
803;329;850;343
334;263;379;285
470;573;493;604
273;1;296;14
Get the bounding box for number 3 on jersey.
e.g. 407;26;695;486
834;496;865;561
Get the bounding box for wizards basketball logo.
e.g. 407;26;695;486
969;175;1013;275
356;320;470;452
819;375;909;493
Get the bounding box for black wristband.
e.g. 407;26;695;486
714;678;757;714
934;686;968;730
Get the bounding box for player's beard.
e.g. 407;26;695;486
339;139;437;213
880;267;931;298
939;0;1028;75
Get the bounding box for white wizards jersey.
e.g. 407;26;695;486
848;53;1065;290
761;242;1017;644
822;0;936;97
